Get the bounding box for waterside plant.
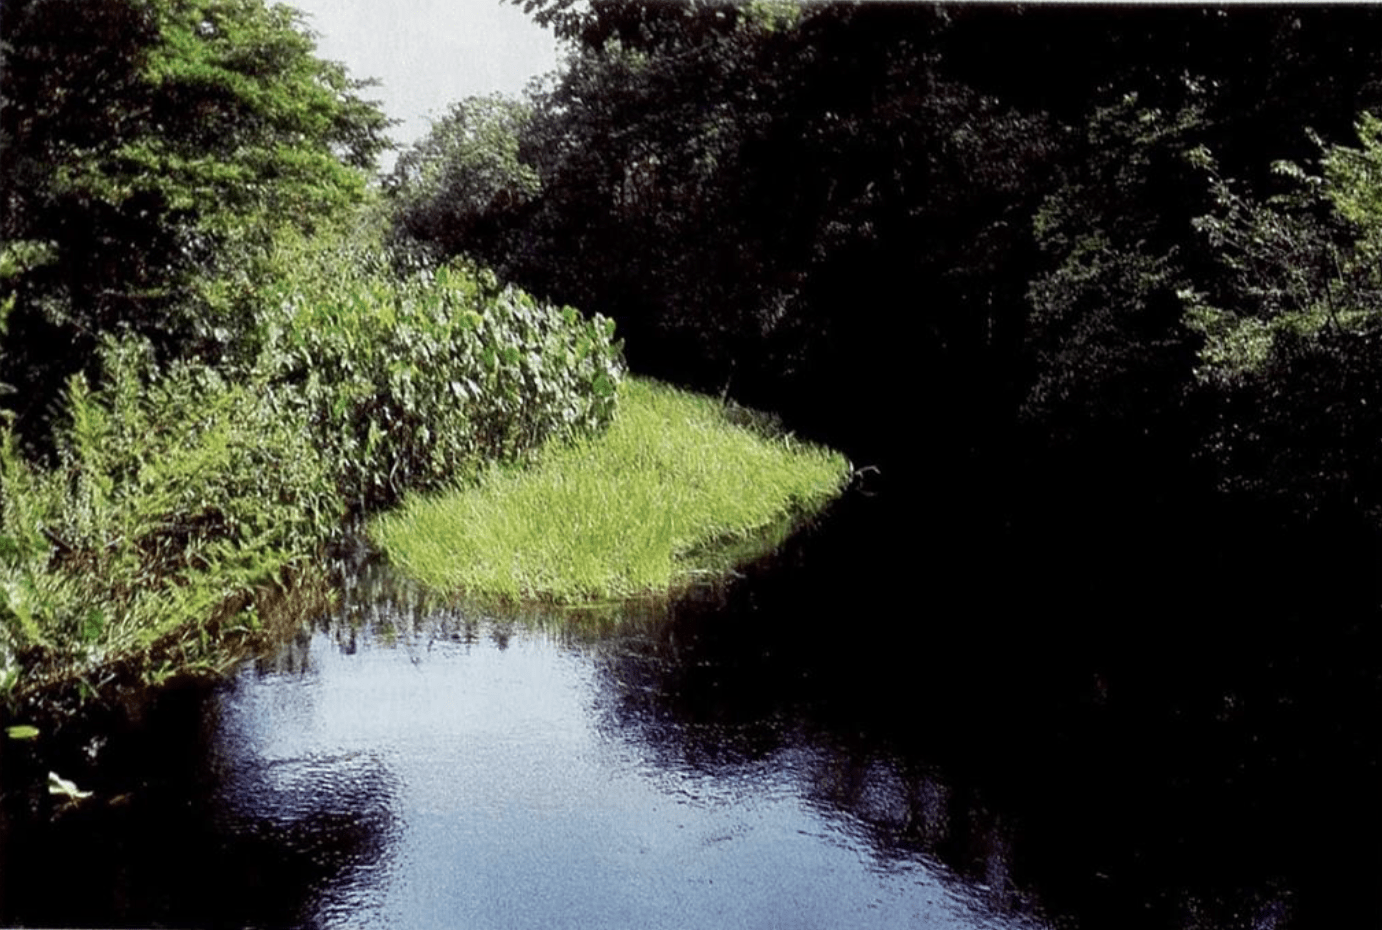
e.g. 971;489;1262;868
254;236;624;512
369;378;851;603
0;238;623;709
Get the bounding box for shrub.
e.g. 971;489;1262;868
257;244;625;512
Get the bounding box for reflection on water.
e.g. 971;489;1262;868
202;601;1043;930
1;491;1379;929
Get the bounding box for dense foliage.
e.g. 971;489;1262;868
11;0;1382;696
257;233;623;512
388;1;1382;529
0;239;623;693
0;0;390;439
390;3;1056;467
0;0;624;699
1180;119;1382;519
388;95;541;259
0;337;339;691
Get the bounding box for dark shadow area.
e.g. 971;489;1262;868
1;472;1376;930
0;675;398;929
588;482;1382;930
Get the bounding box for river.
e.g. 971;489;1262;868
1;488;1378;928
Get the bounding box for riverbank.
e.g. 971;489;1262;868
369;378;851;602
0;251;623;712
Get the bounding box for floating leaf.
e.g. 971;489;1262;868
5;724;39;740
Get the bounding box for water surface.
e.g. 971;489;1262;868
205;603;1039;930
2;491;1379;929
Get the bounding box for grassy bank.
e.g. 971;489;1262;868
0;247;623;708
369;378;850;602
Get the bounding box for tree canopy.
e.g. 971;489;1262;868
1;0;391;436
384;1;1382;525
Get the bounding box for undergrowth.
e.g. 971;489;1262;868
0;338;338;700
256;236;623;511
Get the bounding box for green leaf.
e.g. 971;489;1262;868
81;608;106;644
5;725;39;740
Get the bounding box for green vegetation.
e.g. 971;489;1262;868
254;229;623;512
370;378;849;602
387;94;542;260
12;0;1382;707
0;230;622;700
1;0;391;438
0;0;626;703
385;3;1382;526
0;335;338;696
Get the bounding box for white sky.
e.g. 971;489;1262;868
289;0;563;170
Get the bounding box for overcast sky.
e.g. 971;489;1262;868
290;0;564;169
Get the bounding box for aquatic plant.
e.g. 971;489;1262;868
0;232;626;705
256;240;624;512
370;378;850;601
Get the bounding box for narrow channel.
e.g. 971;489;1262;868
2;490;1378;929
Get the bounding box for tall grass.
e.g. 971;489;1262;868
370;378;850;601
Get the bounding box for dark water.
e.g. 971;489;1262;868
2;489;1379;929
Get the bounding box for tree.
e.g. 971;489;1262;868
479;0;1382;507
0;0;391;438
400;1;1057;476
386;94;540;260
1022;87;1209;443
1183;117;1382;520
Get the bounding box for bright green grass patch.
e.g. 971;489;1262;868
369;378;850;601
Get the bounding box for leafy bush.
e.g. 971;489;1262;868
1182;114;1382;519
1;0;390;443
0;338;341;693
257;242;625;511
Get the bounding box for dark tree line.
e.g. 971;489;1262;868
391;2;1382;536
